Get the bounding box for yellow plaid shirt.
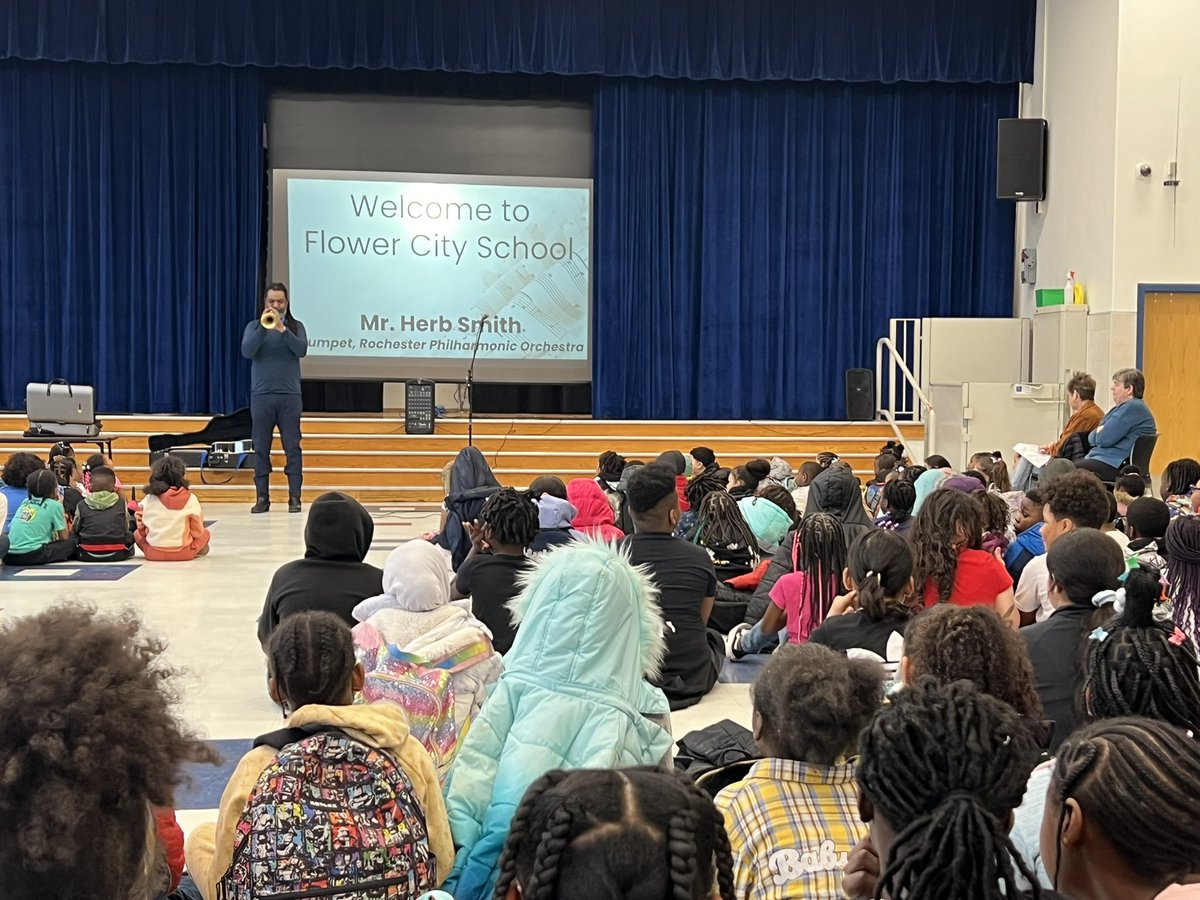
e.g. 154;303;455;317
714;758;865;900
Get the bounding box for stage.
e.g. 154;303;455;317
0;413;922;504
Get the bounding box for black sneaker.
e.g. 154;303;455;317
288;495;302;513
724;622;750;660
251;497;270;514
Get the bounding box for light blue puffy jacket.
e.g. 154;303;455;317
441;540;673;900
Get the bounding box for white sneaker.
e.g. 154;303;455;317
725;622;750;660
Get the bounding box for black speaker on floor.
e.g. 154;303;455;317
845;368;875;421
997;117;1047;201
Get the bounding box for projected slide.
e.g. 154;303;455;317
273;171;592;383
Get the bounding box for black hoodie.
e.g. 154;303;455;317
257;492;384;650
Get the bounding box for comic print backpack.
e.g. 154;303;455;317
217;725;436;900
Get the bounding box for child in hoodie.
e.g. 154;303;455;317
528;475;580;554
72;466;135;561
566;477;625;540
257;492;384;650
134;456;210;561
184;611;454;900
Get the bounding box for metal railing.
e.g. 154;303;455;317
875;319;934;460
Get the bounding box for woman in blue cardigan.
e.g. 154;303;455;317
1076;368;1156;483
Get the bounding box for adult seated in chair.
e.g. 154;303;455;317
1074;368;1157;483
1011;372;1104;491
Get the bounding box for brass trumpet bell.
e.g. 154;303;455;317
260;308;280;329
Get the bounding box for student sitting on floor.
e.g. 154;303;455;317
0;606;216;899
727;513;847;659
1005;488;1046;584
451;487;537;654
715;643;883;900
620;464;724;710
1161;457;1200;518
72;466;135;562
257;492;384;650
741;484;798;553
185;611;453;900
3;469;76;566
496;768;736;900
692;489;761;580
441;541;674;900
654;449;693;512
873;478;916;534
1113;470;1146;523
1;451;44;532
528;475;580;554
48;448;84;525
135;456;210;562
566;477;625;540
1165;515;1200;649
1126;495;1171;570
80;451;124;495
728;459;771;502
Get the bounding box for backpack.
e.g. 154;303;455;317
217;725;436;900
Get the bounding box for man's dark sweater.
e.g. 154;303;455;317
258;492;383;649
241;320;308;394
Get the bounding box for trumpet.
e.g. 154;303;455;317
260;308;280;329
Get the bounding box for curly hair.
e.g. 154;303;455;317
858;679;1043;900
1042;470;1110;530
903;604;1044;719
910;489;982;604
0;606;215;899
753;643;882;763
479;487;539;547
494;767;736;900
2;451;45;489
755;483;798;525
144;455;189;496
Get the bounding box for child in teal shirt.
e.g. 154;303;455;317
4;470;76;566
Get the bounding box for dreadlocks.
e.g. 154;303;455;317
686;467;729;512
493;767;736;900
910;489;982;604
1165;515;1200;648
1162;457;1200;497
857;678;1043;900
480;487;539;548
1049;718;1200;891
1083;565;1200;731
795;513;847;634
267;610;358;715
694;491;758;553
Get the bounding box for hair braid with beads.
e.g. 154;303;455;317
857;678;1043;900
494;767;736;900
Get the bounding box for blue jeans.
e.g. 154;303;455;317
1012;455;1040;492
740;618;789;654
160;874;203;900
250;393;304;497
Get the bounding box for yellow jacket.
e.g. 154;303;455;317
184;702;454;900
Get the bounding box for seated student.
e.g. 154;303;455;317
613;459;646;535
1005;489;1046;584
1020;529;1125;751
790;460;824;519
441;542;675;900
135;456;210;561
691;445;720;476
72;465;135;562
48;449;84;523
620;464;723;710
566;477;625;540
1161;457;1200;518
80;451;124;494
977;488;1016;556
805;464;875;549
691;489;760;580
3;469;76;566
970;450;1014;492
864;451;900;516
1041;719;1200;900
873;478;916;534
1125;495;1171;570
595;449;627;511
1;451;44;532
496;768;736;900
1008;564;1200;889
847;680;1051;900
1113;470;1146;522
680;463;734;539
727;513;846;659
910;489;1015;624
924;454;953;470
1075;368;1157;482
911;468;949;515
728;458;771;502
186;611;453;900
1015;471;1113;625
1165;514;1200;649
431;446;501;571
257;492;384;650
715;643;882;900
0;606;217;899
1099;491;1131;552
654;449;693;512
738;486;795;553
808;529;916;676
528;475;579;553
451;487;537;654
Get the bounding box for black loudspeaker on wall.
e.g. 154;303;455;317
844;368;875;421
996;117;1047;201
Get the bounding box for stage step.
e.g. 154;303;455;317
0;414;923;504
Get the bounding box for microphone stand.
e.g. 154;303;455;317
466;314;489;448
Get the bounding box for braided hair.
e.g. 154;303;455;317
795;513;847;633
857;678;1043;900
1083;566;1200;731
910;489;982;604
878;479;915;526
1165;515;1200;648
903;604;1044;719
267;611;357;716
1048;718;1200;892
49;454;77;488
493;767;736;900
1162;457;1200;498
694;491;758;554
480;487;539;548
847;529;916;620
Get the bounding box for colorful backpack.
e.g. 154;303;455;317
217;725;436;900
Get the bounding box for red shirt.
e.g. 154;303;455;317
923;548;1013;608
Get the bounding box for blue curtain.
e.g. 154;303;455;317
0;61;264;413
0;0;1035;84
593;79;1017;420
